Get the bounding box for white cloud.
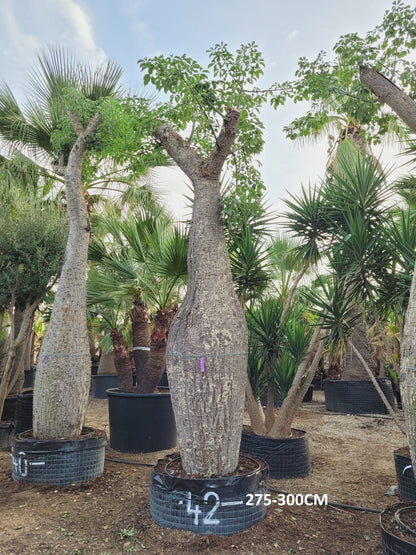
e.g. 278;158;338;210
120;0;155;51
0;0;106;97
287;30;299;41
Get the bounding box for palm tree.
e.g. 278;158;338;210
88;200;188;394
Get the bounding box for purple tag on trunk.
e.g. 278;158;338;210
200;357;205;372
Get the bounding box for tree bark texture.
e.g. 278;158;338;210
137;307;176;393
8;309;35;395
131;299;151;386
33;112;102;440
359;66;416;466
341;320;374;380
155;108;248;476
360;66;416;133
110;328;134;392
97;349;117;375
0;298;39;419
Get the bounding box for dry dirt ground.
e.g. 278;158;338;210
0;391;409;554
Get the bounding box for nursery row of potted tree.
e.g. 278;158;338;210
3;6;416;543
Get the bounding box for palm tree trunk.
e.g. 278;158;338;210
97;349;117;375
137;307;176;393
131;299;151;387
110;328;134;392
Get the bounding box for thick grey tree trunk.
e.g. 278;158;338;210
155;108;248;476
33;112;102;440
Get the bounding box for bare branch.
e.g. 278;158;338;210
359;65;416;134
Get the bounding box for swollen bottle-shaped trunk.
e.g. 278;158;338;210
155;108;248;476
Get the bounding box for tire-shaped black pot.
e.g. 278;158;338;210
324;379;395;414
394;449;416;501
150;453;269;536
91;374;118;398
107;388;177;453
11;427;106;486
240;427;310;479
380;502;416;554
14;390;33;435
0;420;15;450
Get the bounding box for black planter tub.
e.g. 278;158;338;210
1;396;17;421
150;452;269;535
0;420;15;450
23;366;36;389
107;388;177;453
394;447;416;502
14;390;33;435
91;374;118;399
11;427;107;486
380;502;416;554
324;378;395;414
240;427;310;479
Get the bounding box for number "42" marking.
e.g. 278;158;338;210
185;491;220;525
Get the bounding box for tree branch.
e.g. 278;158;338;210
67;111;102;138
203;107;241;177
359;65;416;134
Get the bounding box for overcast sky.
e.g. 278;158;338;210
0;0;409;219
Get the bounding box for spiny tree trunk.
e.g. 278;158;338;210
131;299;151;386
137;307;176;393
155;108;248;476
110;328;134;392
33;112;102;440
359;65;416;469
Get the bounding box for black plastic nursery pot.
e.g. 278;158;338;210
11;427;107;486
107;388;177;453
0;420;15;450
324;378;395;415
23;366;36;389
240;427;310;479
1;395;17;421
394;448;416;502
302;384;314;403
91;374;118;398
150;452;269;536
380;502;416;554
14;390;33;435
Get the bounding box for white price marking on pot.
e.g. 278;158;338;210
185;491;220;525
12;452;46;477
246;493;328;506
